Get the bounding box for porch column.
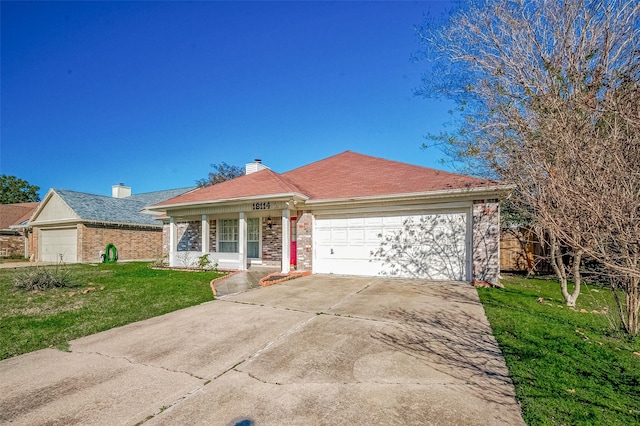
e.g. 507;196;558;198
238;212;247;270
169;217;177;267
201;215;210;254
281;209;290;273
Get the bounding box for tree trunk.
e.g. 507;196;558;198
549;231;581;307
626;276;640;335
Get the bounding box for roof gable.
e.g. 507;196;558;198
154;169;304;207
30;191;79;224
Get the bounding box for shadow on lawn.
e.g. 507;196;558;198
372;307;521;415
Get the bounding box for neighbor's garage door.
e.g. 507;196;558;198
314;211;469;280
40;228;78;263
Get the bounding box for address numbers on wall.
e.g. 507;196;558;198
252;202;271;210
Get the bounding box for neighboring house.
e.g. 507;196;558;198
151;151;510;284
0;202;39;258
28;185;194;263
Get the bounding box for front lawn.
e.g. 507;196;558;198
0;262;221;360
479;275;640;425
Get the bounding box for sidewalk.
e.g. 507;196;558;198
0;260;55;269
212;265;279;297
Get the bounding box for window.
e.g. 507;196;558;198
218;219;238;253
247;218;260;258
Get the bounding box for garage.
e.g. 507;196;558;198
40;228;78;263
313;210;470;280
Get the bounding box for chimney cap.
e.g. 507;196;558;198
254;159;262;163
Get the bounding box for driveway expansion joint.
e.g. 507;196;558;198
71;349;209;381
135;381;210;425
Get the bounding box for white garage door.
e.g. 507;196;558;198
40;228;78;263
314;211;469;280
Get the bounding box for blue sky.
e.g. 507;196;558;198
1;1;453;198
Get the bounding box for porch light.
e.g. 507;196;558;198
267;217;272;228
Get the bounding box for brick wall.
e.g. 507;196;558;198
0;233;26;257
209;220;217;252
262;216;282;262
176;221;202;252
296;212;313;271
472;199;501;284
32;228;40;261
79;224;163;263
162;224;169;255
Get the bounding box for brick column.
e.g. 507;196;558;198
296;212;313;271
472;199;501;284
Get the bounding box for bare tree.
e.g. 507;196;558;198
417;0;640;326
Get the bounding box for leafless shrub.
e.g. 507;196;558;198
13;264;74;291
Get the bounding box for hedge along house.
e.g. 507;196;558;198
28;185;194;263
151;151;510;284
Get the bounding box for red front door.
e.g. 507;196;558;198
290;216;297;266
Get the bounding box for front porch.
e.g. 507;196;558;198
164;203;300;273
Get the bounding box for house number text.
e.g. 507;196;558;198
252;202;271;210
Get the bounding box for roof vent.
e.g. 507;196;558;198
112;183;131;198
245;159;269;175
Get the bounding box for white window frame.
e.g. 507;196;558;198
218;219;239;253
247;217;261;259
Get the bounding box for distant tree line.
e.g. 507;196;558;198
0;175;40;204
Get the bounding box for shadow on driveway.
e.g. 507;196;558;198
0;275;524;425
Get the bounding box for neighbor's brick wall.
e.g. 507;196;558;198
0;234;26;257
262;216;282;262
472;199;500;284
296;212;313;271
79;224;163;263
32;228;40;261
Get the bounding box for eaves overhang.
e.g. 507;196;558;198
148;192;309;214
304;185;514;208
28;218;162;229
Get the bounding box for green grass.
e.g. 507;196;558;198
0;262;222;360
479;275;640;425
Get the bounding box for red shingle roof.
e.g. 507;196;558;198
155;151;497;207
283;151;495;200
0;202;39;230
154;168;304;206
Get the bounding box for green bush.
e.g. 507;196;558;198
13;264;74;291
197;253;212;269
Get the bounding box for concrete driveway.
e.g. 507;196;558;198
0;275;524;425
